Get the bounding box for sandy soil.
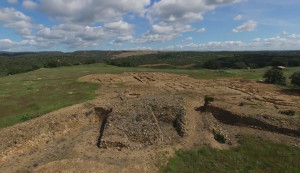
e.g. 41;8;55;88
0;72;299;172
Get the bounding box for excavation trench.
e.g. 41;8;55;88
205;105;300;137
95;107;113;148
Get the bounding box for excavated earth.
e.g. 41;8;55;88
0;72;299;172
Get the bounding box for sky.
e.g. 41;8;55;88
0;0;300;52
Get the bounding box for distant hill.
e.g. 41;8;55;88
1;50;300;77
0;51;118;77
106;51;300;70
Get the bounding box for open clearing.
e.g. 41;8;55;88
0;63;298;129
0;71;299;172
111;51;158;59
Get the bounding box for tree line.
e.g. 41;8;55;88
0;51;116;77
106;51;300;69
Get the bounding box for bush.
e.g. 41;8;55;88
46;61;59;68
263;69;286;85
234;62;247;69
271;59;287;67
290;71;300;87
288;59;300;67
204;96;214;102
203;60;221;69
203;96;215;112
20;114;31;122
214;133;226;144
248;63;258;69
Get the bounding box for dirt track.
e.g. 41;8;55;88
0;72;299;172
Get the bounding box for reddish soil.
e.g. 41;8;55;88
0;72;299;172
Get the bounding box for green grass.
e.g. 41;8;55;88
0;63;299;128
164;136;300;173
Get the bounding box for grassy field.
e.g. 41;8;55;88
0;64;127;128
0;63;299;128
164;136;300;173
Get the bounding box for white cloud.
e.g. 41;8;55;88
128;46;153;51
233;20;257;32
167;41;246;50
104;20;134;35
233;15;243;21
133;23;194;43
7;0;18;4
197;28;206;33
147;0;240;24
183;37;193;42
137;0;240;43
4;21;43;38
0;8;31;23
166;35;300;50
151;25;174;34
22;0;38;10
0;39;35;50
110;35;134;46
0;8;39;39
253;38;261;42
39;0;150;25
2;0;244;49
282;31;288;35
288;34;300;38
1;5;136;49
35;20;134;48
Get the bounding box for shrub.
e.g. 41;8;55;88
234;62;247;69
214;133;226;144
203;60;221;69
20;114;31;122
290;71;300;87
204;96;214;102
263;69;286;85
46;61;59;68
202;96;215;112
288;59;300;67
271;59;287;67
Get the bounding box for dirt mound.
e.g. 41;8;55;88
95;95;186;150
0;72;299;172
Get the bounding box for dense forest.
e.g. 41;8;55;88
1;51;300;77
106;51;300;69
0;51;120;76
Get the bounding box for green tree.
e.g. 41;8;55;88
234;62;247;69
290;71;300;87
271;59;287;67
263;69;286;85
203;60;221;69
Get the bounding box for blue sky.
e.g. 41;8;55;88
0;0;300;52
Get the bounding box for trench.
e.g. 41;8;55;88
173;117;186;137
206;105;300;137
94;107;113;148
96;116;108;148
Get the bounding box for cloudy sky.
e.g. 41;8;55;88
0;0;300;51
